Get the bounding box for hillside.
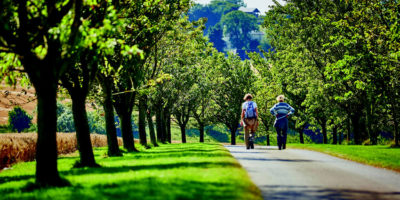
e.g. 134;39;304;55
0;84;37;124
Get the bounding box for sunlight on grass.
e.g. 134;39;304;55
289;144;400;172
0;143;261;200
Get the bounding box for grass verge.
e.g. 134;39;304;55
289;143;400;172
0;143;261;200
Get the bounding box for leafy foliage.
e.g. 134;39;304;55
260;0;400;145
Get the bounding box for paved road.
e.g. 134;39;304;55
225;145;400;200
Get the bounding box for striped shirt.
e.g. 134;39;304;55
270;102;295;128
270;102;295;119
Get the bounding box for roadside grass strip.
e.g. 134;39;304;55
0;143;262;200
289;144;400;172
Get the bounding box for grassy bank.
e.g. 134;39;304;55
0;143;261;200
289;144;400;172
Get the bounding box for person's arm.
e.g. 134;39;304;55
288;105;295;115
270;104;276;116
286;105;295;117
240;109;245;126
255;107;259;119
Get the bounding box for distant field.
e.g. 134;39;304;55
289;144;400;172
0;143;262;200
0;133;122;169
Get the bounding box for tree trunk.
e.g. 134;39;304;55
155;107;165;143
390;101;399;147
35;82;64;186
102;81;122;156
199;123;205;143
180;125;187;143
145;102;158;147
164;109;171;143
113;90;136;152
138;98;147;147
321;120;327;144
366;98;377;145
332;126;338;145
347;117;351;143
350;114;362;145
71;94;97;167
230;126;237;145
118;111;136;152
264;127;270;146
299;129;304;144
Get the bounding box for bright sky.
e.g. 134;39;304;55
193;0;286;14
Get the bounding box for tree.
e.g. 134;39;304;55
220;11;258;50
212;53;256;145
208;23;226;52
108;0;190;151
191;50;216;143
188;1;239;34
97;70;122;156
59;1;119;166
168;19;208;143
0;0;85;186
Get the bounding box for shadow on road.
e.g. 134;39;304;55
234;157;314;162
261;185;400;200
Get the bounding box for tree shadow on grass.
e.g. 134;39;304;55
0;143;244;199
0;174;34;184
123;151;232;160
235;157;314;162
66;177;253;200
0;159;250;200
142;146;229;154
62;160;241;176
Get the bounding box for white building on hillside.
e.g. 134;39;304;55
238;7;260;17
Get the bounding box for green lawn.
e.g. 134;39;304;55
289;144;400;172
0;143;261;200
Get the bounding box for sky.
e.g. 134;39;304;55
193;0;286;14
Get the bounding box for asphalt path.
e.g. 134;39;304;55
225;145;400;200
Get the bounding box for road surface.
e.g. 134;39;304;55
225;145;400;200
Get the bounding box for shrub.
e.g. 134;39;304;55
8;106;32;133
57;103;75;132
88;110;106;134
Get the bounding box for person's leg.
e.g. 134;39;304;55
282;124;288;149
249;119;256;149
276;126;282;150
244;120;250;149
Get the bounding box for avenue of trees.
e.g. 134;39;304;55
0;0;256;187
258;0;400;146
1;0;399;188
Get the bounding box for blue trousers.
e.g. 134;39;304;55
275;125;287;149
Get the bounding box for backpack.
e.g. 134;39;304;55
245;101;256;119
